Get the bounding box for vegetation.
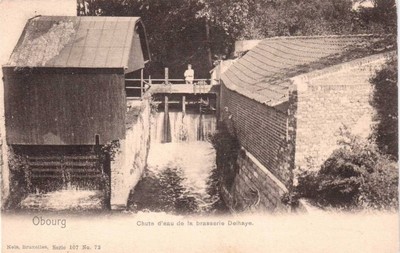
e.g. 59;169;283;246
4;149;29;209
209;124;241;190
78;0;397;78
293;129;398;210
370;56;398;159
288;40;398;212
127;167;198;214
78;0;208;78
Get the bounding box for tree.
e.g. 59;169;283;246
196;0;255;59
199;0;357;55
253;0;355;36
78;0;210;78
370;56;398;159
77;0;397;77
354;0;397;34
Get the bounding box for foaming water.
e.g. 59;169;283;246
20;187;104;211
128;141;226;214
149;142;216;205
128;111;226;214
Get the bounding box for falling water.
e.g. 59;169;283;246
128;110;226;214
16;154;107;211
20;188;105;211
151;111;217;143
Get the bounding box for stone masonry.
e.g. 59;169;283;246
222;148;289;212
110;97;151;210
291;53;393;173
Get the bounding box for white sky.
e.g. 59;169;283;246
352;0;374;10
0;0;76;65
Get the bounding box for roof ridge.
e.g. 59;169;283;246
5;15;146;71
223;34;394;108
32;15;140;18
260;34;392;42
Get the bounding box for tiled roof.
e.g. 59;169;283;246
221;35;390;109
6;16;147;72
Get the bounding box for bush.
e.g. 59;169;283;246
209;124;241;190
295;130;398;210
370;56;398;159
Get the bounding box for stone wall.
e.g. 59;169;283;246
110;97;151;210
220;84;294;186
0;135;6;209
222;148;289;212
292;53;391;172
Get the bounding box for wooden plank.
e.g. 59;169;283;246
125;78;210;82
182;96;186;114
28;155;98;160
3;68;126;145
164;68;169;85
163;96;171;142
149;84;218;94
31;174;103;178
140;68;144;99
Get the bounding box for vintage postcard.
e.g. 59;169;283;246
0;0;398;252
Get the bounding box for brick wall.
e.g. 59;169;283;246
292;53;390;172
220;84;294;186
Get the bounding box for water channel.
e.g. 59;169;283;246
15;106;227;214
127;110;227;215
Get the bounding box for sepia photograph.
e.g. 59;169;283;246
0;0;398;252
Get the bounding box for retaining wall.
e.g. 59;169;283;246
292;53;391;171
110;97;151;210
222;148;289;212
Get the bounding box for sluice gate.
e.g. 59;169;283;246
127;87;226;214
26;155;104;189
11;146;110;194
151;92;218;143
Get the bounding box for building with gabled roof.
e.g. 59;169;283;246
2;15;153;210
219;34;395;211
3;15;150;145
8;16;149;70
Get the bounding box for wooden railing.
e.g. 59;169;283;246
125;68;212;99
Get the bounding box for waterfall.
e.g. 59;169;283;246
130;106;227;214
151;111;216;143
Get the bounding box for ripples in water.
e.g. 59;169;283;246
128;142;227;215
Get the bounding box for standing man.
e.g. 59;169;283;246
184;64;194;84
